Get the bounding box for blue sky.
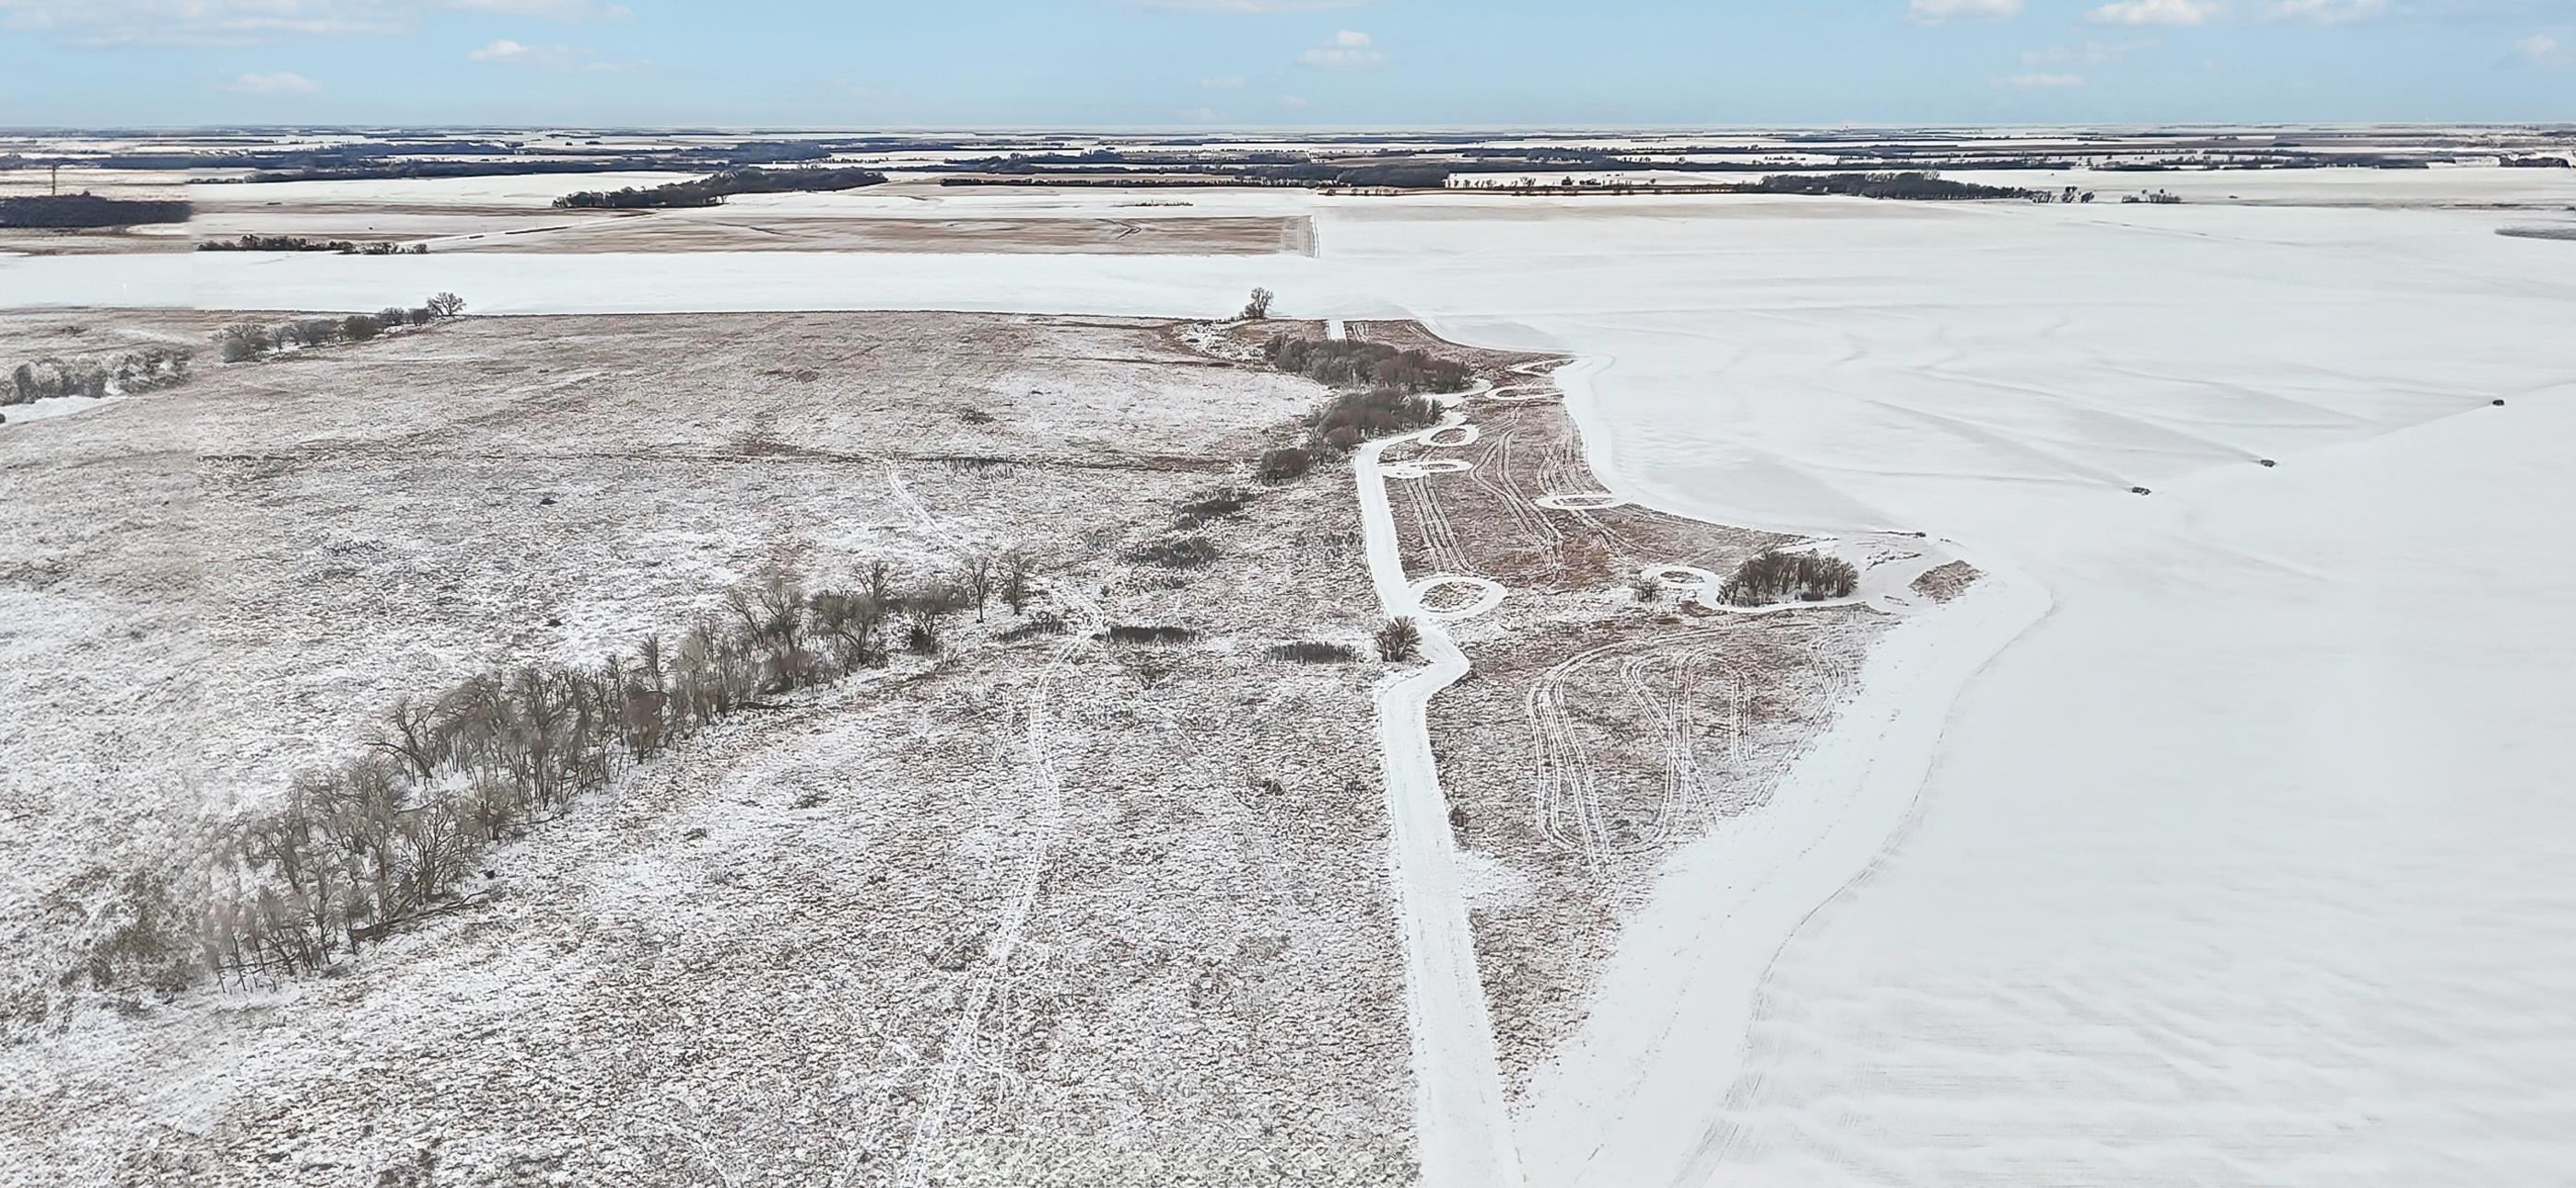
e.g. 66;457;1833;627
0;1;2569;128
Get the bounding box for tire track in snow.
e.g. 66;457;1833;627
883;464;1093;1188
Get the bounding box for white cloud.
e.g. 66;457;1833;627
2089;0;2222;26
1908;0;2023;25
1997;71;2086;87
221;70;320;93
1299;28;1383;67
0;0;624;45
2023;38;2157;65
1200;75;1247;88
2262;0;2385;24
443;0;628;20
1279;94;1310;106
2514;31;2561;64
466;37;644;73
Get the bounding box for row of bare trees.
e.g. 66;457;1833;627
217;292;465;363
159;556;1035;991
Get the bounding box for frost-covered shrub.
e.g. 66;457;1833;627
1265;335;1471;393
1311;387;1441;453
1257;446;1314;482
1718;549;1858;606
1269;640;1358;663
1128;534;1221;568
217;322;274;362
1375;616;1422;661
1102;624;1199;646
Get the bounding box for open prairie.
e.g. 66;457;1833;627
2;310;1421;1184
6;121;2576;1188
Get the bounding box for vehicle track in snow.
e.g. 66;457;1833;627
884;463;1095;1188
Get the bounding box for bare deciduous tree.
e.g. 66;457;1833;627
1000;551;1035;615
962;553;995;623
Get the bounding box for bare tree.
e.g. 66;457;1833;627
1240;286;1275;320
1000;551;1035;615
961;553;995;623
370;695;440;783
425;292;467;319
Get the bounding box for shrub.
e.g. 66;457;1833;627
1376;615;1423;661
1268;640;1358;663
999;611;1067;642
217;322;274;362
1718;549;1859;606
1265;335;1472;393
1177;487;1253;526
1102;624;1198;646
1312;387;1441;452
1257;446;1315;482
342;314;382;342
1128;534;1220;567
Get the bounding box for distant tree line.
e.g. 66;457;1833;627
73;139;836;183
5;345;193;406
553;166;889;210
1736;173;2038;201
216;293;465;362
0;193;192;228
197;235;427;254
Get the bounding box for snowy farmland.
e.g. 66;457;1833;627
6;152;2576;1187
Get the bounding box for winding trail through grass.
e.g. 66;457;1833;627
1355;413;1527;1188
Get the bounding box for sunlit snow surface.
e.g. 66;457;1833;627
7;183;2575;1185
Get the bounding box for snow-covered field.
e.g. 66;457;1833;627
7;177;2574;1185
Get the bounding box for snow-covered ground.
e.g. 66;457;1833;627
7;182;2574;1185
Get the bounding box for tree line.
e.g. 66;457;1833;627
81;556;1039;998
197;235;427;254
1736;173;2038;202
552;166;889;210
0;193;193;229
217;293;465;362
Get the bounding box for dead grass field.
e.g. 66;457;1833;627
0;310;1409;1185
1348;321;1894;1099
